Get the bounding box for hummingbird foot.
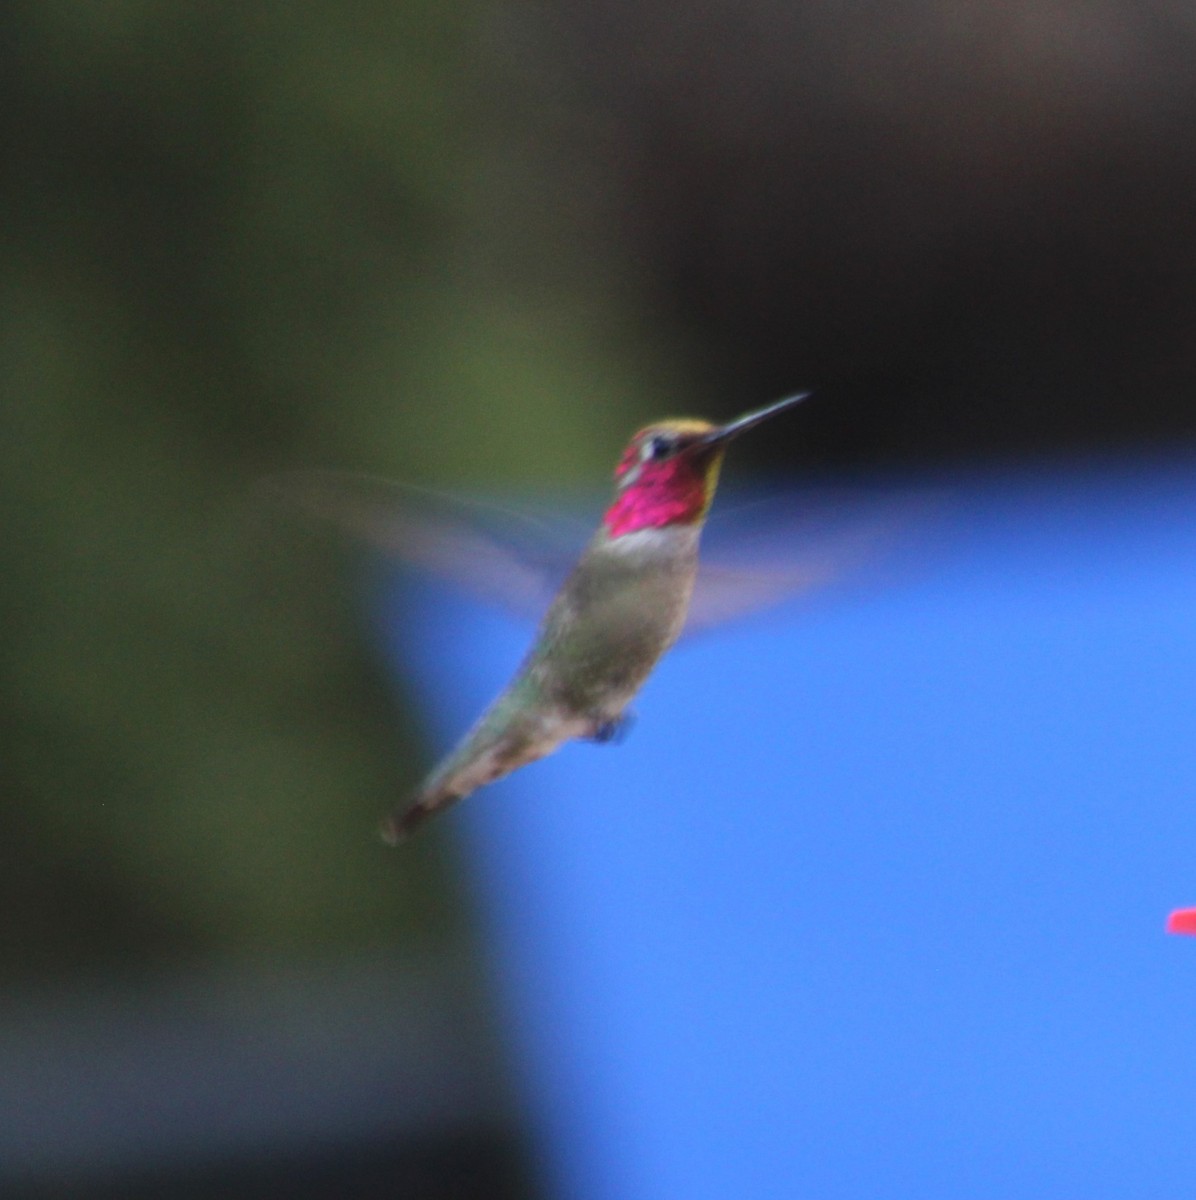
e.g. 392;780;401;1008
587;712;634;745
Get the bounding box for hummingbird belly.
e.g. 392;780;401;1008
527;530;699;721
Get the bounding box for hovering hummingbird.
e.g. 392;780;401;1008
374;391;811;841
277;390;903;842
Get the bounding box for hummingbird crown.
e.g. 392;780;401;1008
604;419;726;538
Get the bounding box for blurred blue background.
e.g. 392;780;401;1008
387;462;1196;1199
4;1;1196;1196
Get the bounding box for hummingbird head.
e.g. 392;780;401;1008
603;392;810;538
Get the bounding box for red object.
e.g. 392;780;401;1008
1166;908;1196;935
606;438;715;537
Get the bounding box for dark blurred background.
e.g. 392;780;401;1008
3;1;1196;1195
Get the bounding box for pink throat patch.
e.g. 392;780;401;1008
604;457;708;537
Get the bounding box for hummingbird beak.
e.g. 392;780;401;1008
700;391;811;448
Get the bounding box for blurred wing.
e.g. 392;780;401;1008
686;559;841;636
684;486;941;636
261;471;589;622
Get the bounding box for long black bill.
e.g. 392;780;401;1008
702;391;811;447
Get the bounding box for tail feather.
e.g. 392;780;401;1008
380;787;466;845
380;705;587;844
380;734;515;844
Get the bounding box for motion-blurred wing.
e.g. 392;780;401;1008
262;471;588;622
684;486;938;636
685;559;840;636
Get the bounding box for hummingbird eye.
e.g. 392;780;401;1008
643;434;676;462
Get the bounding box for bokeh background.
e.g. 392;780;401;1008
4;2;1196;1196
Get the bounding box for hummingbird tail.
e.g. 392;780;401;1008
380;786;466;846
380;703;584;844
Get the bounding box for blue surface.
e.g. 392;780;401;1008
378;459;1196;1200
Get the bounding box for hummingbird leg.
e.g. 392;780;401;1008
587;712;634;745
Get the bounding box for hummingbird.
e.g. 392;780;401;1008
378;391;811;842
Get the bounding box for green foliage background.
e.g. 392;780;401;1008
1;2;684;976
